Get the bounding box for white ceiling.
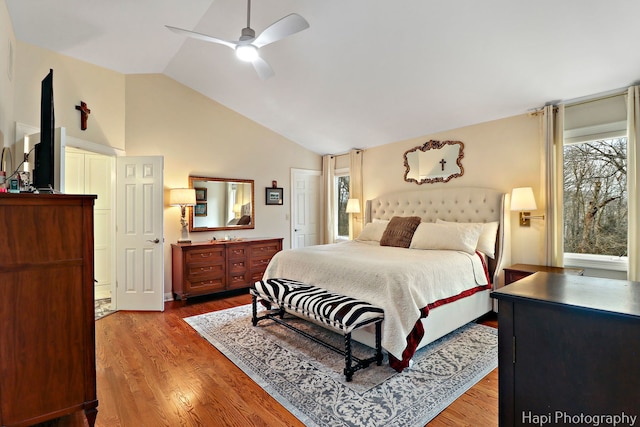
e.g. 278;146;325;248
6;0;640;155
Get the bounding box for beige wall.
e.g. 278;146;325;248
14;41;125;150
124;74;321;292
0;0;15;150
11;40;321;296
363;114;546;265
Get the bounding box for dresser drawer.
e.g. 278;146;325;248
250;270;266;282
187;263;224;281
185;247;224;265
249;256;272;271
187;277;225;293
228;259;247;273
227;271;251;290
227;245;248;260
250;242;280;259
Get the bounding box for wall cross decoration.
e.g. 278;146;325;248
439;158;446;171
75;101;91;131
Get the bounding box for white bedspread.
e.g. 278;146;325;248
263;240;488;361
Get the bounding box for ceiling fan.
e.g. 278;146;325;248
166;0;309;80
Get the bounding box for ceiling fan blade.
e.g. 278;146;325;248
165;25;237;50
252;57;275;80
252;14;309;48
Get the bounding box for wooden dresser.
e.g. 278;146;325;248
0;193;98;427
171;237;283;302
491;272;640;426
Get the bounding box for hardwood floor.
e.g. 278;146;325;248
48;293;498;427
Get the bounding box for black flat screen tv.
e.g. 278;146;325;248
33;69;55;191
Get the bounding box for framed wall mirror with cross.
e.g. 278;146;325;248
403;140;465;184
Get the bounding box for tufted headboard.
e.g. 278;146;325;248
365;187;510;286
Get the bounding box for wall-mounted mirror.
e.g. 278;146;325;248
403;140;464;184
188;176;255;232
1;147;13;174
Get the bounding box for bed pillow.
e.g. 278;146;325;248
356;221;388;242
373;218;390;224
436;219;499;258
410;222;483;254
380;216;422;248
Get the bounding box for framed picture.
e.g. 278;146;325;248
194;203;207;217
265;187;283;205
195;188;207;202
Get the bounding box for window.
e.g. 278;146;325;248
563;136;628;270
334;171;350;239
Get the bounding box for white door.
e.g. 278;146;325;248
291;169;321;248
116;156;165;311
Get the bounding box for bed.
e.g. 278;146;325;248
263;186;511;371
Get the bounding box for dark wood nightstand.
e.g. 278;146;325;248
504;263;584;285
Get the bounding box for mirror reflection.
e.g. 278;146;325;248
403;140;464;184
188;176;255;232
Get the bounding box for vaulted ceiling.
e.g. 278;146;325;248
7;0;640;154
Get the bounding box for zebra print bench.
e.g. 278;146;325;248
250;278;384;381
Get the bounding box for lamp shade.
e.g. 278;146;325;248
345;198;361;214
169;188;196;206
511;187;537;211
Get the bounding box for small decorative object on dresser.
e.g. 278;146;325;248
504;263;584;286
171;237;283;303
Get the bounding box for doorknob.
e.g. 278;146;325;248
147;238;160;244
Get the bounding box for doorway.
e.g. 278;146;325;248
290;168;321;248
65;146;115;302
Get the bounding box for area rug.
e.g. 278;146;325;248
95;298;116;320
184;305;498;427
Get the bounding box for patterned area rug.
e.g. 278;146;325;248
95;298;116;320
184;305;498;427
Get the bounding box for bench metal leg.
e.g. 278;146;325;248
251;293;258;326
344;333;354;382
375;321;383;366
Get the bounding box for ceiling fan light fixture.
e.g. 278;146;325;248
236;44;259;62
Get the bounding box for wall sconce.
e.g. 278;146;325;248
170;188;196;242
511;187;545;227
346;198;361;216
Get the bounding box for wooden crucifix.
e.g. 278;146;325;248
439;158;446;171
75;101;91;131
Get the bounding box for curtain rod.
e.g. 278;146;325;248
563;88;627;108
529;86;630;114
329;149;363;158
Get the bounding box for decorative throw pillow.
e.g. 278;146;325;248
380;216;422;248
436;219;499;258
356;221;388;242
410;222;483;254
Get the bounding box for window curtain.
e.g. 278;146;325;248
322;154;335;244
349;149;363;239
543;104;565;267
627;86;640;281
